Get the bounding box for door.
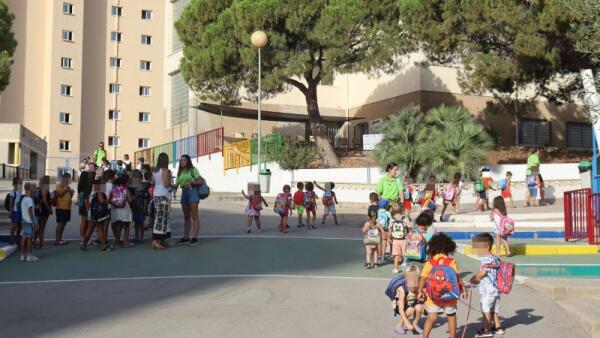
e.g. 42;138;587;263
29;152;37;179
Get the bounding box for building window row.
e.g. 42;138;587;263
138;138;150;148
110;57;121;68
140;60;151;71
139;86;151;96
111;31;122;42
108;136;120;147
141;35;152;45
111;6;154;20
109;83;120;94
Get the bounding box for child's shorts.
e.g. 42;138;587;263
426;303;457;315
528;187;538;198
21;222;33;238
392;239;405;256
295;206;305;214
404;200;412;210
323;204;336;215
480;295;500;313
501;189;512;198
477;191;487;200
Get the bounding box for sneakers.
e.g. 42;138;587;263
189;238;199;246
475;329;493;338
26;255;39;262
393;326;406;335
412;325;423;334
19;255;25;262
176;238;190;245
392;269;399;274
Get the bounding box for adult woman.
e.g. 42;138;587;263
376;163;404;205
151;152;172;250
175;154;204;246
34;176;53;248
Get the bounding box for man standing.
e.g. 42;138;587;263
93;142;107;167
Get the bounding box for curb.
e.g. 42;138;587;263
0;243;17;262
463;243;598;256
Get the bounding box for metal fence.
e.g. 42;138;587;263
223;139;252;172
564;188;600;244
0;164;30;180
250;133;283;166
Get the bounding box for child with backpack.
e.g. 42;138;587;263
452;173;463;214
84;180;111;251
242;188;268;233
304;182;318;230
19;183;39;262
390;202;411;274
418;233;468;338
363;210;384;269
368;192;379;218
420;176;437;213
274;185;292;233
293;182;305;228
440;173;461;222
474;171;487;212
7;177;23;245
497;171;514;208
386;264;424;335
109;175;133;248
133;170;152;243
376;199;392;263
403;212;429;263
402;176;414;219
314;181;338;225
491;196;514;256
537;173;545;206
470;233;508;337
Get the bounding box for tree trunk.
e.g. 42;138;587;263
305;84;340;167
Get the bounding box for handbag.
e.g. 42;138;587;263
191;170;210;200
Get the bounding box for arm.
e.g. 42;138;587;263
262;196;269;208
241;190;249;200
376;179;384;196
489;209;495;221
333;192;338;204
7;193;12;213
313;181;325;191
28;206;37;228
85;193;91;210
417;277;427;302
162;169;171;188
469;269;487;285
395;289;411;327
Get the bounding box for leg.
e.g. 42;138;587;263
404;307;415;330
523;189;530;207
365;246;371;265
38;217;48;247
503;237;511;256
333;213;338;225
255;216;262;230
246;216;252;232
493;311;502;330
297;212;302;226
123;222;130;246
482;312;492;331
190;203;200;239
182;203;191;240
79;214;87;244
423;311;439;338
113;222;122;246
447;313;457;338
26;238;33;257
20;235;25;256
55;222;65;243
321;213;326;224
413;304;424;328
282;215;288;233
440;202;448;220
10;222;16;244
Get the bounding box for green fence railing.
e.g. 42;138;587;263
250;134;284;168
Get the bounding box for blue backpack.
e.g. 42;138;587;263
426;257;461;304
385;275;407;301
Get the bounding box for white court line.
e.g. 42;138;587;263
0;274;390;285
0;234;363;242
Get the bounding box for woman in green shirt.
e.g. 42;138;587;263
376;163;404;204
175;154;204;246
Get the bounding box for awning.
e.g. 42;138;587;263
193;102;362;123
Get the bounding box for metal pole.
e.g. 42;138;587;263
257;47;262;182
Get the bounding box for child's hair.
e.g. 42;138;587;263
427;233;457;257
369;192;379;203
12;177;21;186
493;196;507;216
368;209;377;222
283;184;291;193
143;170;152;181
452;172;461;185
428;175;436;182
327;182;335;190
297;182;304;190
506;171;512;177
104;169;115;181
404;263;421;276
415;211;433;227
537;173;544;184
473;232;494;250
391;202;404;215
62;172;71;179
305;181;314;191
113;175;128;186
24;182;35;192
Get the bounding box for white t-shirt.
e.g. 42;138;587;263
21;196;34;223
492;211;502;235
153;170;171;197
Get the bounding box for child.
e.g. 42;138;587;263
242;188;268;233
474;171;487;212
402;177;414;219
525;172;537;207
315;181;338;225
85;180;111;251
376;199;392;263
8;177;23;245
274;185;292;233
390;202;411;273
537;173;545;206
498;171;514;208
393;264;424;335
491;196;512;257
363;210;384;269
470;233;505;337
440;173;460;222
418;233;468;338
304;182;318;229
19;183;39;262
368;192;379;218
109;175;133;248
293;182;305;228
421;176;437;214
453;173;463;214
416;210;436;243
133;170;151;243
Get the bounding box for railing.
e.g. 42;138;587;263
0;164;29;180
250;133;283;166
223;139;251;172
564;188;600;245
198;127;224;158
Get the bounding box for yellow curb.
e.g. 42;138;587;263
464;244;598;256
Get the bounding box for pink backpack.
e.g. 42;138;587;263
442;184;456;201
484;259;515;294
111;186;127;208
495;209;515;237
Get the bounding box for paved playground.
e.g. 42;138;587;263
0;199;591;337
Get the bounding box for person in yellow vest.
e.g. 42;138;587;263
93;142;107;167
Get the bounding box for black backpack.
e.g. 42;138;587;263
4;193;11;211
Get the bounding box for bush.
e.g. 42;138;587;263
265;140;320;171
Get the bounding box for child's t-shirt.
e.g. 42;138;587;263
293;190;305;206
21;196;34;223
420;254;460;307
479;255;500;297
376;209;392;230
10;190;22;212
492;209;503;235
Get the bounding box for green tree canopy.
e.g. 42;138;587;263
563;0;600;67
176;0;415;166
0;1;15;92
399;0;597;104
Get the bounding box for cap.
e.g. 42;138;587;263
378;199;389;209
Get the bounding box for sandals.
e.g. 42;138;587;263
54;240;69;246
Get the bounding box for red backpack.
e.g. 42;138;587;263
251;194;262;210
483;259;515;294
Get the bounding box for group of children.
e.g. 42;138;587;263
241;181;338;234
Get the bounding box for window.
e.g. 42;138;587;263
369;119;382;133
59;112;71;124
59;140;70;151
140;60;151;71
108;109;120;120
109;83;121;94
61;57;72;69
141;10;153;20
60;84;72;96
172;0;191;51
138;138;150;148
62;30;73;42
111;32;122;42
139;112;150;122
566;122;592;150
139;86;151;96
108;136;120;147
171;72;190;125
518;118;551;147
63;2;74;14
111;6;122;16
110;57;121;68
141;35;152;45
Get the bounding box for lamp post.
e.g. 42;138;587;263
251;30;268;182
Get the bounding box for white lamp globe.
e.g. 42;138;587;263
251;30;268;48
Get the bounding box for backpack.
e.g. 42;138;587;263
442;184;456;201
403;232;425;261
483;259;515;295
134;184;150;212
364;225;380;245
385;275;407;301
475;180;485;192
527;175;536;187
91;192;110;222
304;191;316;208
403;187;412;201
390;216;408;240
273;193;288;214
376;210;389;229
111;186;127;208
426;257;461;304
4;193;10;211
322;190;334;206
495;210;515;237
498;179;507;191
251;194;262;211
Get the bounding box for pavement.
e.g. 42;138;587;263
0;198;591;337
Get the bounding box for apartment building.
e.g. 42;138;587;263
0;0;165;175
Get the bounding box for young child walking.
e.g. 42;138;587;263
304;182;318;229
132;170;151;243
368;192;379;217
376;199;392;263
242;188;268;233
314;181;338;225
19;183;39;262
293;182;305;228
474;171;487;212
470;233;505;337
363;210;384;269
402;177;414;219
498;171;514;208
389;202;411;273
440;173;460;222
274;185;292;233
393;264;424;335
417;233;468;338
491;196;513;257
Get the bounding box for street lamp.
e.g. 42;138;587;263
251;30;267;182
